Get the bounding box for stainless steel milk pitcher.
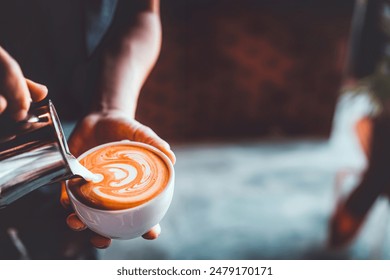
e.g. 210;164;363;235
0;99;79;208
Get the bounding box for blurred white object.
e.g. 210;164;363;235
329;91;374;169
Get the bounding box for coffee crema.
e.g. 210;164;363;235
68;143;170;210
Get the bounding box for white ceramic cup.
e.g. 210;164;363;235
66;140;174;239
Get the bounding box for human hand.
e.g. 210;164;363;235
0;46;47;120
61;110;176;248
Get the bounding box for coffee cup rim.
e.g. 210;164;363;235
66;140;174;214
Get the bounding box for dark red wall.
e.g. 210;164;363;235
137;0;355;142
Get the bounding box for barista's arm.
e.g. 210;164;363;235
92;0;161;118
0;46;47;120
68;0;174;162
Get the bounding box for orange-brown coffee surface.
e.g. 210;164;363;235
68;144;169;210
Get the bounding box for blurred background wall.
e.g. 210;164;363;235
136;0;355;142
102;1;390;260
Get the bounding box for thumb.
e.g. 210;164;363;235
26;79;48;102
130;121;176;164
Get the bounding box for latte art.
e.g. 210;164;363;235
69;143;170;210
